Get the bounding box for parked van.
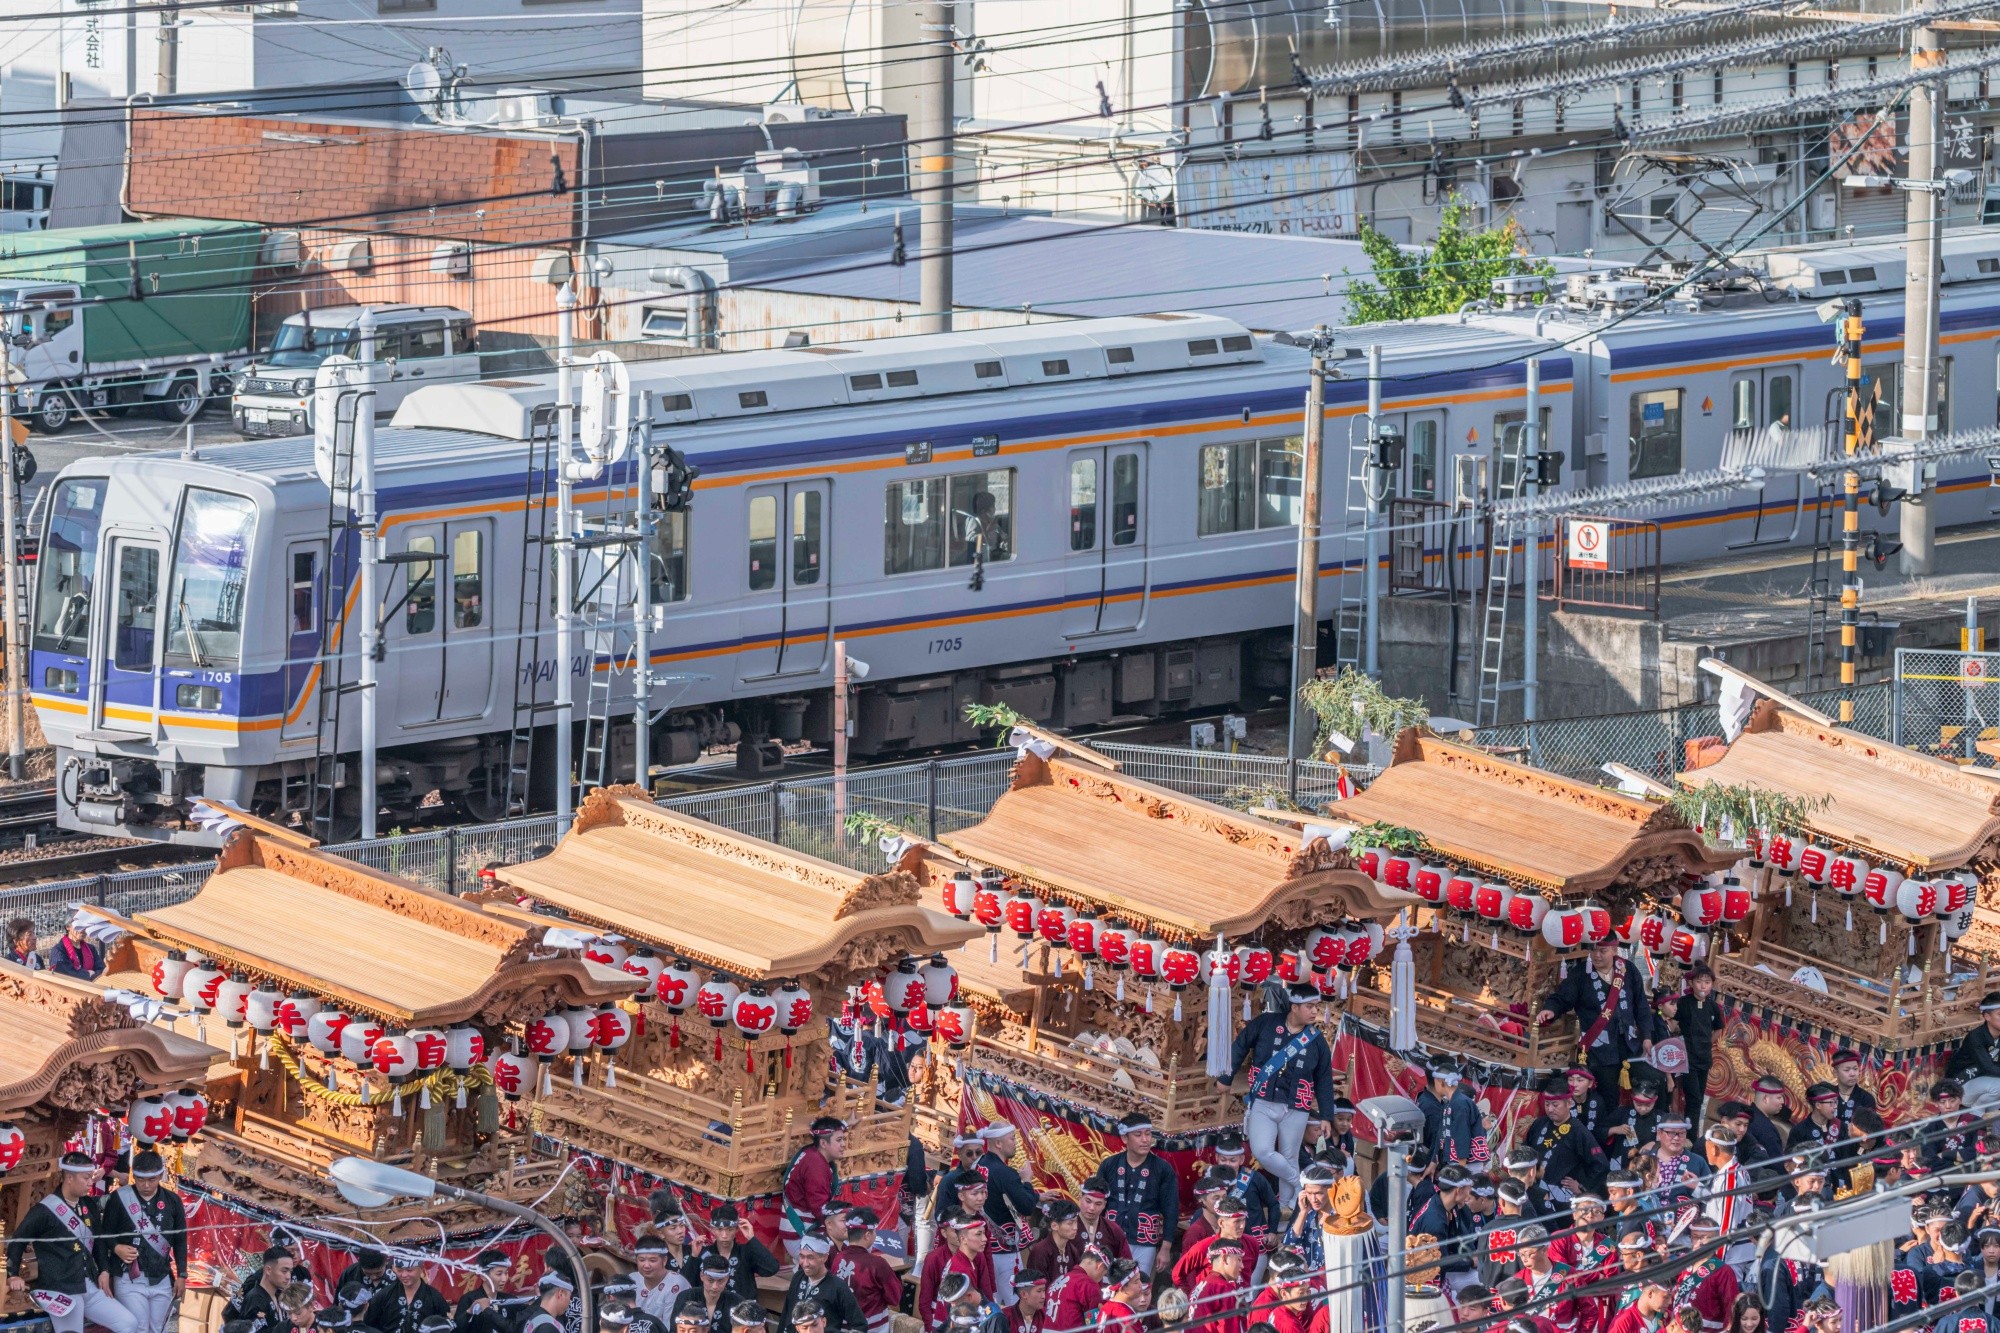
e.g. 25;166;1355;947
232;303;478;436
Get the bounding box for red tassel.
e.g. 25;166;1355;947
784;1039;794;1070
670;1016;682;1049
714;1031;724;1061
746;1048;756;1074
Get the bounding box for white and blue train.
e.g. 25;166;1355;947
31;229;2000;844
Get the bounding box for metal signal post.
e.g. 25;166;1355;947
1840;299;1864;726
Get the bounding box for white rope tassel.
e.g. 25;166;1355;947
1880;918;1888;945
572;1056;585;1088
1084;961;1094;991
605;1056;618;1090
419;1082;432;1111
327;1064;339;1092
391;1087;404;1117
1052;954;1063;979
1145;986;1154;1014
1174;992;1183;1021
259;1038;270;1071
455;1081;469;1110
540;1062;553;1097
1115;974;1125;1002
990;935;999;965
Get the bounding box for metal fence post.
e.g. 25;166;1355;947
1891;648;1904;747
447;827;460;895
926;761;939;841
95;874;107;906
771;782;784;845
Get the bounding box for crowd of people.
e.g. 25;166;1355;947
13;937;2000;1333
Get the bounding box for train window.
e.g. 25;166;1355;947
449;318;476;353
1769;374;1795;427
974;361;1003;380
649;511;689;604
1869;359;1953;437
1408;420;1439;500
31;477;106;656
1198;439;1303;535
792;491;823;586
850;373;884;391
749;495;778;591
884;469;1015;575
886;370;919;388
1070;458;1098;551
1188;339;1220;357
1222;335;1253;353
452;529;483;629
112;545;158;672
1110;453;1140;546
1731;379;1757;431
739;390;769;409
1041;360;1070;377
405;535;438;635
166;489;256;668
291;550;317;633
1107;347;1135;365
1628;389;1684;480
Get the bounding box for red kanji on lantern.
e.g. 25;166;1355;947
1159;942;1200;988
524;1013;570;1056
0;1121;24;1173
589;1007;633;1047
1379;853;1417;890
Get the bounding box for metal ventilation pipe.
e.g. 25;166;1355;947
647;265;721;350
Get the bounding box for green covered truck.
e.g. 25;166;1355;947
0;218;263;432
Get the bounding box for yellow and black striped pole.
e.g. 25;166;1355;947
1840;299;1864;726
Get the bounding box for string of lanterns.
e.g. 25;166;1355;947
943;866;1383;1019
849;953;976;1051
265;1033;492;1111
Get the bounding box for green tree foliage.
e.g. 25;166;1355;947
1343;195;1556;324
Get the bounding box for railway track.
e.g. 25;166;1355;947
0;839;208;888
0;782;58;835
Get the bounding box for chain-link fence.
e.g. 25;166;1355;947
0;682;1901;928
1469;682;1893;782
1893;649;2000;768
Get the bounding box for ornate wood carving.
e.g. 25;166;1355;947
1410;736;1677;831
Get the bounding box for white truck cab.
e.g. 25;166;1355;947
232;303;477;436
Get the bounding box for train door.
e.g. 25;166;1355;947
1728;365;1799;441
439;520;493;721
1060;444;1148;636
93;535;161;734
281;540;326;742
392;525;444;726
738;480;831;682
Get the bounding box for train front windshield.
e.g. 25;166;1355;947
166;489;256;669
31;477;106;655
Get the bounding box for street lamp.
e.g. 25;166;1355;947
329;1158;594;1332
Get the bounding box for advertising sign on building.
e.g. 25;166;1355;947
1175;151;1358;237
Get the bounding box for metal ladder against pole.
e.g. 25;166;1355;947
1331;416;1374;671
308;389;363;840
1474;422;1531;727
502;404;561;817
574;461;643;800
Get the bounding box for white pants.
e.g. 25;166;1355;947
114;1275;175;1333
992;1252;1019;1307
34;1285;140;1333
1246;1099;1310;1210
1130;1245;1159;1278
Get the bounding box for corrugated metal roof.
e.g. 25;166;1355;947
746;213;1371;331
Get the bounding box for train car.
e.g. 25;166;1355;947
35;226;2000;846
32;312;1570;843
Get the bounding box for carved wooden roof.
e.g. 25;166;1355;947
1325;731;1729;894
491;786;983;979
1680;700;2000;871
130;814;640;1025
939;753;1411;939
0;964;219;1119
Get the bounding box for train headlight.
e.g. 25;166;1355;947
175;684;222;711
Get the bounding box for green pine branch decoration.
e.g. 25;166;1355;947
963;701;1030;746
1664;782;1831;842
1298;668;1430;754
842;811;914;845
1349;821;1431;855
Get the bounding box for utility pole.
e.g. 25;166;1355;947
1287;330;1331;763
1840;298;1864;727
632;391;653;794
155;2;178;95
1522;358;1541;757
1363;344;1383;678
1901;0;1944;576
355;309;380;839
1;336;20;781
915;0;954;333
554;283;576;832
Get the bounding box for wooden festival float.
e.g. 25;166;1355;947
882;734;1411;1196
91;807;643;1302
1256;729;1735;1130
0;964;219;1321
481;785;982;1247
1676;677;2000;1122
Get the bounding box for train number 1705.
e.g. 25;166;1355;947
927;637;963;655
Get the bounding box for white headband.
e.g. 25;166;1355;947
60;1160;96;1174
